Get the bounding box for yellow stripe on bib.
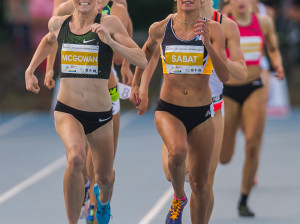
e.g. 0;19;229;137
165;52;203;66
61;51;98;66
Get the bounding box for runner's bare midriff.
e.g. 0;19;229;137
160;74;212;107
58;78;111;111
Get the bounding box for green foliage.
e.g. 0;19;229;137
127;0;173;30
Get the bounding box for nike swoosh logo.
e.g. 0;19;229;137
83;39;95;44
99;116;111;122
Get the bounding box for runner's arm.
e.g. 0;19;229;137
226;19;247;82
263;16;284;80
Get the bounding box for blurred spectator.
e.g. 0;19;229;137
28;0;53;74
286;0;300;23
213;0;222;9
3;0;31;86
282;0;300;101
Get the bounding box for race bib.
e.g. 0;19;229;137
240;36;262;62
164;45;204;74
117;82;131;100
61;43;99;75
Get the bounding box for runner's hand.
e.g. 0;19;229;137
137;89;149;115
121;62;133;85
92;23;112;45
273;64;285;80
194;18;211;48
130;83;141;108
44;70;55;90
25;70;40;94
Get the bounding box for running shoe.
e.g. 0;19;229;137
165;196;188;224
238;205;255;217
86;204;95;224
80;179;91;219
94;184;111;224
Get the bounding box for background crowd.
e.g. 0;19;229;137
0;0;299;112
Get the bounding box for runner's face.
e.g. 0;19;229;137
73;0;96;13
230;0;250;14
176;0;201;12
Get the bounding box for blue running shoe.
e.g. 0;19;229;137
94;184;111;224
165;196;188;224
86;204;95;224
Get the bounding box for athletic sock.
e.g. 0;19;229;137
99;200;109;206
174;195;187;202
85;178;90;188
239;193;248;207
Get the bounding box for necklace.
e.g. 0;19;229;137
174;15;199;25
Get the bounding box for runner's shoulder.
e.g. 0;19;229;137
149;14;174;40
48;15;69;33
221;15;240;38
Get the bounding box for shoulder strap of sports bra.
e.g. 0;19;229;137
94;13;102;24
213;10;218;22
59;15;72;33
213;11;223;24
219;13;223;24
64;15;73;25
108;0;114;8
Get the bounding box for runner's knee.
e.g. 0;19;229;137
189;173;208;195
168;145;187;166
66;148;85;172
96;170;115;186
245;139;260;160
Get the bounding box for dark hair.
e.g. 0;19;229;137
173;1;177;13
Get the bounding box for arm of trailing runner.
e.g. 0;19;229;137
93;15;147;69
45;0;75;90
225;18;247;82
130;21;162;107
137;46;161;115
259;15;285;80
25;16;65;94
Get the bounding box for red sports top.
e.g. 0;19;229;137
227;14;264;66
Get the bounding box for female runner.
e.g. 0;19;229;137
25;0;147;223
219;0;284;217
131;0;229;223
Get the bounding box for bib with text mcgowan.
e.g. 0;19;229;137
57;14;113;79
61;44;99;75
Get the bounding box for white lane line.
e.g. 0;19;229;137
0;156;66;205
138;186;173;224
0;112;37;137
0;111;137;205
